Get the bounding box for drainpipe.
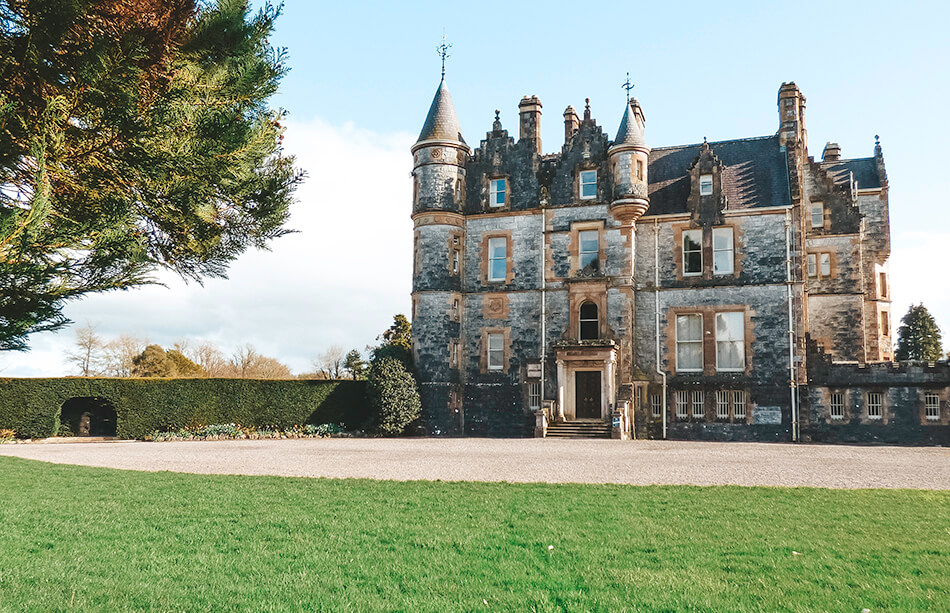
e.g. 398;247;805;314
539;209;546;423
784;208;799;442
654;219;667;439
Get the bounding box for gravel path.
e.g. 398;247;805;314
2;438;948;489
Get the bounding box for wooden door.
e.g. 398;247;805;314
575;371;601;419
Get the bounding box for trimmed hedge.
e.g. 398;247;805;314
0;378;369;439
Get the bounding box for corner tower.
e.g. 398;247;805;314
411;76;470;434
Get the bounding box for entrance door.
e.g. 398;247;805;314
575;371;601;419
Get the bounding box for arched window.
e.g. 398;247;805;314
579;302;598;340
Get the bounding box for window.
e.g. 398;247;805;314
579;302;599;340
810;202;824;228
636;159;644;180
716;391;730;420
489;178;506;207
455;177;462;202
699;174;713;196
692;391;705;418
651;394;662;418
487;333;504;371
733;391;746;419
830;392;844;420
452;250;460;274
925;393;940;421
675;391;689;419
579;170;597;199
819;253;831;277
488;237;507;282
867;392;883;420
881;311;889;337
715;312;745;371
807;254;817;277
676;314;703;372
451;299;460;320
683;229;702;276
635;387;643;411
712;227;734;275
528;382;541;410
784;98;794;107
879;272;887;298
578;230;599;271
450;340;460;368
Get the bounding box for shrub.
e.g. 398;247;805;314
0;378;369;439
367;357;421;436
0;428;14;442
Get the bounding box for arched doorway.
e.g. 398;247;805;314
59;397;117;437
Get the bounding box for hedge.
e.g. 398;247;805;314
0;378;369;439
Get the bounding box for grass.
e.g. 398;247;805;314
0;456;947;612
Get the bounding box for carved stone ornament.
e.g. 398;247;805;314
430;148;443;159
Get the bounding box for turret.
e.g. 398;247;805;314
608;98;650;223
411;78;470;214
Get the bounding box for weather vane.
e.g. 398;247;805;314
622;72;635;101
437;33;452;79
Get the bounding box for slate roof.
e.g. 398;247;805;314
646;135;791;215
819;158;881;190
417;79;466;145
613;100;646;148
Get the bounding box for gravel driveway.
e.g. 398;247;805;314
3;438;948;489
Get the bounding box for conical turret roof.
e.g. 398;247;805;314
613;98;646;148
416;79;466;145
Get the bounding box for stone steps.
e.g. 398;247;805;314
546;421;612;439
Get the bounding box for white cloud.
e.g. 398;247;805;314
0;119;416;377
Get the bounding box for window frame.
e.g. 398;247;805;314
733;391;747;419
675;391;689;419
810;202;824;228
807;253;817;277
699;174;713;196
925;393;940;421
691;391;705;418
712;227;734;276
489;178;506;208
528;382;541;411
579;170;597;200
651;394;662;418
578;301;599;341
578;229;599;271
830;392;844;420
487;237;507;282
715;311;745;372
867;392;883;420
819;252;831;277
487;333;504;371
716;390;730;420
682;229;703;277
675;313;704;373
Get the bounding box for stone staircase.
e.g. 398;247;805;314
545;419;612;439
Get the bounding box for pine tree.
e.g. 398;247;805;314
0;0;300;350
895;303;944;362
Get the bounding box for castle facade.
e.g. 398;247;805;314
410;77;948;443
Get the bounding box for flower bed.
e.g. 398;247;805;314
145;423;346;442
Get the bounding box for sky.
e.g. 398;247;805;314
3;0;949;376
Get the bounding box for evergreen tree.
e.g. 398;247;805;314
131;344;176;377
0;0;300;350
895;303;944;361
367;357;421;436
344;349;366;380
371;314;412;366
166;349;206;377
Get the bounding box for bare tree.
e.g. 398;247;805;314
316;344;346;379
190;341;229;377
102;334;148;377
66;322;105;376
227;344;293;379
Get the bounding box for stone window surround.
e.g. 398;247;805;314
699;174;713;196
672;222;744;281
670;387;751;424
810;201;825;229
921;389;947;425
447;292;462;322
480;230;515;285
566;280;608;341
806;250;836;279
573;162;601;204
447;230;463;276
866;391;884;420
479;327;511;374
665;305;753;376
579;169;598;200
567;220;606;278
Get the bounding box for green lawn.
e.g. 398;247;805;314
0;456;947;612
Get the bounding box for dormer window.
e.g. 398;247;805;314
810;202;824;228
579;170;597;200
699;174;713;196
489;178;506;207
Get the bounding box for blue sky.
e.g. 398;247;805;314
3;0;948;376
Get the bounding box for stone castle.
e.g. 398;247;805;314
410;75;948;443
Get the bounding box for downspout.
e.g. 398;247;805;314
784;207;798;442
654;219;667;439
539;209;546;421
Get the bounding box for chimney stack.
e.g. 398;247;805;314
563;105;579;144
518;95;542;154
822;142;841;162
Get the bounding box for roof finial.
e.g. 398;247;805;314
622;72;635;102
437;32;452;80
584;97;591;121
